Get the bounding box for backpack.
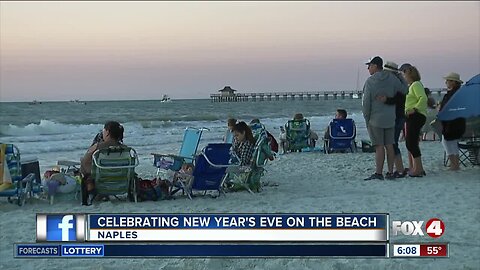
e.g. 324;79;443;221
135;178;170;202
267;131;279;153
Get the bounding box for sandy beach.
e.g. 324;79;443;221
1;140;478;269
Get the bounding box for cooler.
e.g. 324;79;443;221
20;156;41;184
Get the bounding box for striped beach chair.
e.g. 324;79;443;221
91;145;139;202
284;119;311;152
0;144;36;206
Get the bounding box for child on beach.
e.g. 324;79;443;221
279;126;287;154
172;163;194;188
223;118;237;144
421;88;439;141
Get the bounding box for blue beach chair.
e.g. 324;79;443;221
152;127;208;175
0;144;37;206
284;119;311;152
173;143;232;199
323;119;357;154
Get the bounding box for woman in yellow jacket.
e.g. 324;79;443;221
403;66;428;177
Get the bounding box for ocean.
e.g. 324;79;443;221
0;98;366;177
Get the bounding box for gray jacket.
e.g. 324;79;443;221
362;70;405;128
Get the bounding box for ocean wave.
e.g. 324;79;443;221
0;120;102;137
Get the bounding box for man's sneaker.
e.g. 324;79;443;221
385;172;396;180
364;173;384;181
393;171;406;178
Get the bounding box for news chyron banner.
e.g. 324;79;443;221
16;213;389;258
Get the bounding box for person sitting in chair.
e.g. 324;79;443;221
80;121;126;205
172;163;194;189
324;109;349;140
293;113;318;148
223;118;237;143
232;121;256;166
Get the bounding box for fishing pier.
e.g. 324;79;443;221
210;86;445;102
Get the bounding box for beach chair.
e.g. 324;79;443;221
0;144;37;206
152;127;208;176
91;145;139;202
225;133;274;193
323;119;357;154
174;143;232;199
458;139;480;166
284;119;311;152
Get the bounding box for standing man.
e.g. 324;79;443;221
377;61;409;178
362;56;404;180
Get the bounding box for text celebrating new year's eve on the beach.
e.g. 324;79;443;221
84;214;388;242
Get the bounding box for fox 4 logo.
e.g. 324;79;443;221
392;218;445;238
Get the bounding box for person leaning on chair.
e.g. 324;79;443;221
438;72;466;171
80;121;127;205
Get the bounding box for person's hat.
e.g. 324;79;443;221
250;118;260;124
365;56;383;67
399;63;413;72
293;113;304;120
384;61;399;72
443;72;463;83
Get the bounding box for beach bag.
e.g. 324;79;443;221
136;178;169;202
361;140;375;153
267;131;279;153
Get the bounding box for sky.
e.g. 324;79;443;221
1;1;479;102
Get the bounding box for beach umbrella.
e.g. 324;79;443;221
437;74;480;121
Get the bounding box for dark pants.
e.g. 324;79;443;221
405;112;426;158
393;117;406;155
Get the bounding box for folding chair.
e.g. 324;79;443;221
323;119;357;154
176;143;233;199
224;134;274;193
90;146;139;203
284;119;311;152
152;127;208;176
0;144;37;206
443;118;480;167
458;139;480;166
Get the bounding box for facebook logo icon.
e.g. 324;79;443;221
37;214;85;242
47;215;76;241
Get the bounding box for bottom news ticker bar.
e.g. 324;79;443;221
15;243;388;258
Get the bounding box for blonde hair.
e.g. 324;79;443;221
404;66;421;82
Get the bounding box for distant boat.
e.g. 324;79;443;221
69;99;87;105
29;100;42;105
352;93;360;99
160;95;171;103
